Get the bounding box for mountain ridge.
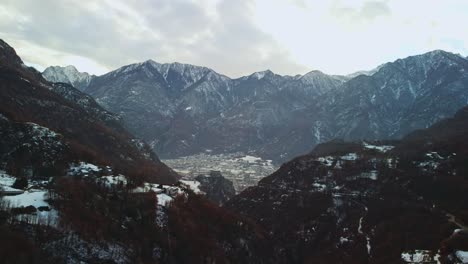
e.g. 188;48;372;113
42;49;468;162
43;65;95;91
226;104;468;263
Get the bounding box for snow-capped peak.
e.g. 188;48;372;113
300;70;327;82
42;65;94;90
250;70;274;80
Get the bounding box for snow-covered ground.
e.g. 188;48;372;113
455;251;468;263
2;189;58;226
401;250;441;263
341;153;358;161
0;170;16;186
179;180;203;194
156;194;173;206
0;186;24;194
27;122;59;139
363;142;395;153
68;162;102;176
0;171;24;194
3;190;49;208
132;182;163;193
129;177;202;207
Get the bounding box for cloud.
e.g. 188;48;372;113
253;0;468;74
0;0;467;77
0;0;306;77
330;1;391;22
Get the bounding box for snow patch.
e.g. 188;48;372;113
27;122;59;139
401;250;441;263
0;186;24;195
157;194;173;206
3;189;59;226
240;155;263;163
363;142;395;153
426;152;443;160
68;162;102;176
98;175;127;187
341;153;358;161
339;237;350;244
417;161;439;170
359;170;378;180
0;170;16;187
131;182;188;207
317;156;334;166
455;251;468;263
312;183;326;191
252;71;268;80
180;180;203;194
3;190;49;208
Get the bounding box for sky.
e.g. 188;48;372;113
0;0;467;77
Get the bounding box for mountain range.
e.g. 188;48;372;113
43;50;468;162
1;38;467;263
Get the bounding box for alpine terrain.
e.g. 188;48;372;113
43;51;468;163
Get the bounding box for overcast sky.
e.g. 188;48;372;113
1;0;467;77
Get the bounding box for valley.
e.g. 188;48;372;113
1;33;468;263
163;152;277;192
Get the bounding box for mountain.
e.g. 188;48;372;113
77;61;343;161
0;40;273;263
308;50;468;143
0;39;177;184
225;105;468;263
48;50;468;163
42;65;94;91
3;37;468;263
346;63;385;79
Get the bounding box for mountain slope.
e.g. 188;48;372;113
49;50;468;162
226;105;468;263
80;61;343;160
312;50;468;142
0;39;177;184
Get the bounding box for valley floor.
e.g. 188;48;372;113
163;152;277;192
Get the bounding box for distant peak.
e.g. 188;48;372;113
302;70;326;76
44;65;87;75
142;59;160;68
144;59;158;64
419;49;459;60
399;49;462;63
426;49;449;55
299;70;334;83
250;69;274;80
64;65;78;70
42;64;94;90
